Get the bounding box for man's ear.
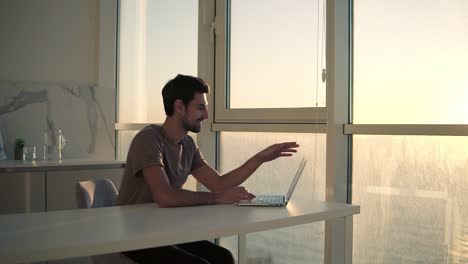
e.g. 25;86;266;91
174;99;186;115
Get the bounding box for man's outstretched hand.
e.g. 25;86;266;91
255;142;299;163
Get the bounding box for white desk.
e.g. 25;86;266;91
0;200;359;263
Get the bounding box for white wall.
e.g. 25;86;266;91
0;0;116;160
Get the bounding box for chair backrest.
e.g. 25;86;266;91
75;179;137;264
76;179;118;209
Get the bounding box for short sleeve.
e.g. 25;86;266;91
191;147;206;171
187;136;206;171
127;129;164;178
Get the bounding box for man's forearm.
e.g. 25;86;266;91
218;155;263;191
157;188;219;207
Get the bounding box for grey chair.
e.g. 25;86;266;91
76;179;136;264
76;178;118;209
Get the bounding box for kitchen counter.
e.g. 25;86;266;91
1;159;126;214
0;159;125;173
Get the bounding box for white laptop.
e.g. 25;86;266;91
237;158;307;207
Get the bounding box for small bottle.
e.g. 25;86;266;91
43;131;49;160
56;130;66;160
0;130;6;160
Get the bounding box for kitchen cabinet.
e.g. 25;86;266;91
0;160;125;214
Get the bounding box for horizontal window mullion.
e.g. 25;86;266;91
212;123;326;133
344;124;468;136
215;107;327;124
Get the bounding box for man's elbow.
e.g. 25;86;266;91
152;190;179;208
155;201;171;208
153;195;173;208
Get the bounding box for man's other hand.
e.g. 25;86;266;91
215;186;255;204
255;142;299;163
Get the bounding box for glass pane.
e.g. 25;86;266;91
219;132;326;263
354;0;468;124
353;135;468;263
118;0;198;123
116;130;139;161
229;0;326;109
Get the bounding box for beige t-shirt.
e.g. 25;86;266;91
116;125;205;206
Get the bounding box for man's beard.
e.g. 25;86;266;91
183;117;202;133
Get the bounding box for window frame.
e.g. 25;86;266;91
213;0;327;125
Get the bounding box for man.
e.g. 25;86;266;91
117;74;299;263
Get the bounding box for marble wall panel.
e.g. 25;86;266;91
0;80;114;160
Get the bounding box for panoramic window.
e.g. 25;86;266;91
118;0;198;123
117;0;199;190
353;0;468;124
219;132;326;263
213;1;328;262
353;135;468;263
229;0;326;109
214;0;326;124
353;1;468;263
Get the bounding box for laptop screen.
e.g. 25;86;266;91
285;158;307;201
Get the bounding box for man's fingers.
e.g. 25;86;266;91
275;143;299;152
236;186;247;192
235;187;254;198
281;148;298;153
239;193;255;200
280;142;299;148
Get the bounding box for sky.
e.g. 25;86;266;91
353;0;468;124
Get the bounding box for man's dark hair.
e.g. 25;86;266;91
162;74;210;116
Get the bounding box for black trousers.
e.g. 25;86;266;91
122;240;234;264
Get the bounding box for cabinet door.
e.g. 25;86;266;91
0;172;46;214
46;168;124;211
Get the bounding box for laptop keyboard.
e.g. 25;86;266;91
257;195;284;205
